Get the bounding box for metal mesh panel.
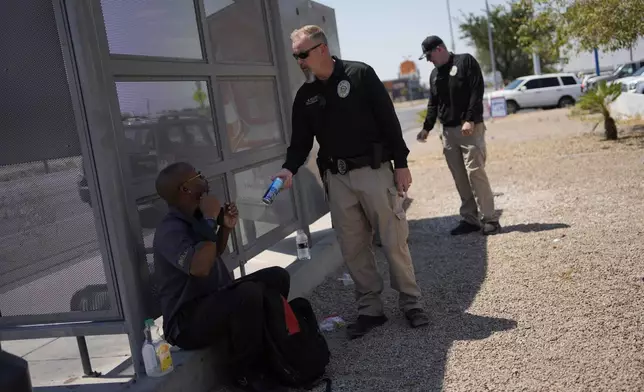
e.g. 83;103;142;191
0;1;112;318
100;0;203;59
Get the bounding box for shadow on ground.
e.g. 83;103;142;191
306;206;573;391
502;222;570;233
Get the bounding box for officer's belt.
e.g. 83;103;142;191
325;155;374;175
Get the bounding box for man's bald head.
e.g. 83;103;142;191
155;162;195;205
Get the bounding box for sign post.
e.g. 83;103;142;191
489;96;508;118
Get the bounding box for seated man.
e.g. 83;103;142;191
152;162;289;392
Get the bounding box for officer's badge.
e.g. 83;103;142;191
337;80;351;98
450;65;458;76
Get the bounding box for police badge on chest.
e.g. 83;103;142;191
337;80;350;98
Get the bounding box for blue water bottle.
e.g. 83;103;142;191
262;177;284;205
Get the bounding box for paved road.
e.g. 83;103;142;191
394;103;427;146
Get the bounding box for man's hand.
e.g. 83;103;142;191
461;121;474;136
416;129;430;143
394;168;412;197
200;195;221;218
271;168;294;189
222;202;239;229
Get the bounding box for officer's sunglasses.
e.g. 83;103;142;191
292;43;322;60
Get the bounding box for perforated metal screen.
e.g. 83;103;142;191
0;1;113;320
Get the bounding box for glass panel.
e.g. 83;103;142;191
219;78;284;153
561;76;578;86
204;0;272;64
524;79;541;89
0;0;111;317
100;0;203;59
541;77;560;88
115;81;220;180
234;159;296;247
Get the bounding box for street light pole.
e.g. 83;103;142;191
446;0;456;52
485;0;499;89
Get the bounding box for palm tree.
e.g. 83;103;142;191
576;81;622;140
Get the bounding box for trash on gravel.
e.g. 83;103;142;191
338;273;354;286
319;315;346;332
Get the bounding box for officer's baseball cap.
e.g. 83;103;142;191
419;35;445;60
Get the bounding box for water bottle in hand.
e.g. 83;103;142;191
295;230;311;260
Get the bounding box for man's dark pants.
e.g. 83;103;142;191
172;266;290;378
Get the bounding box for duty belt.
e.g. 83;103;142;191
326;155;374;175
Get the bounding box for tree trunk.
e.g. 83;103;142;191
604;116;618;140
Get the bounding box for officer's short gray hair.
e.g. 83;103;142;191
291;25;328;46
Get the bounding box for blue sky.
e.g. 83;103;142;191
315;0;513;82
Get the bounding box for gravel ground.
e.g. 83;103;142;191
305;109;644;392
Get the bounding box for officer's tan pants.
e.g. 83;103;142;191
441;122;496;225
326;163;422;316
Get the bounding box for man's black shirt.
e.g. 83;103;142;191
283;57;409;175
423;53;485;131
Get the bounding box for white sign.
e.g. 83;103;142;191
490;97;507;118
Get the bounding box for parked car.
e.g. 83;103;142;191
611;67;644;92
585;60;644;91
488;73;582;114
635;81;644;94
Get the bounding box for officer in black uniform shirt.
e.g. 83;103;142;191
272;25;430;339
417;35;501;236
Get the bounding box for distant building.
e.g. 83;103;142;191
561;38;644;75
383;59;428;101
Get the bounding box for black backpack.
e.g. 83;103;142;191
262;289;331;391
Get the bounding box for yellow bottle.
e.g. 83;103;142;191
155;340;173;374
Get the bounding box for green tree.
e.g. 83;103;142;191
575;81;622;140
193;81;208;109
459;2;562;82
516;0;644;54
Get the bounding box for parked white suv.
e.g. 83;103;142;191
488;73;582;114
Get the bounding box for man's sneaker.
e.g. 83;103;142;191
450;221;480;235
482;221;502;236
236;374;287;392
346;314;388;340
404;308;430;328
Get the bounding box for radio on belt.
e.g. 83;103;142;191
262;177;284;205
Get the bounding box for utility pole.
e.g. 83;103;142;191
485;0;499;89
532;53;542;75
529;0;541;74
446;0;456;52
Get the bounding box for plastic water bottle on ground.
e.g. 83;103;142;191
142;319;161;377
296;229;311;260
